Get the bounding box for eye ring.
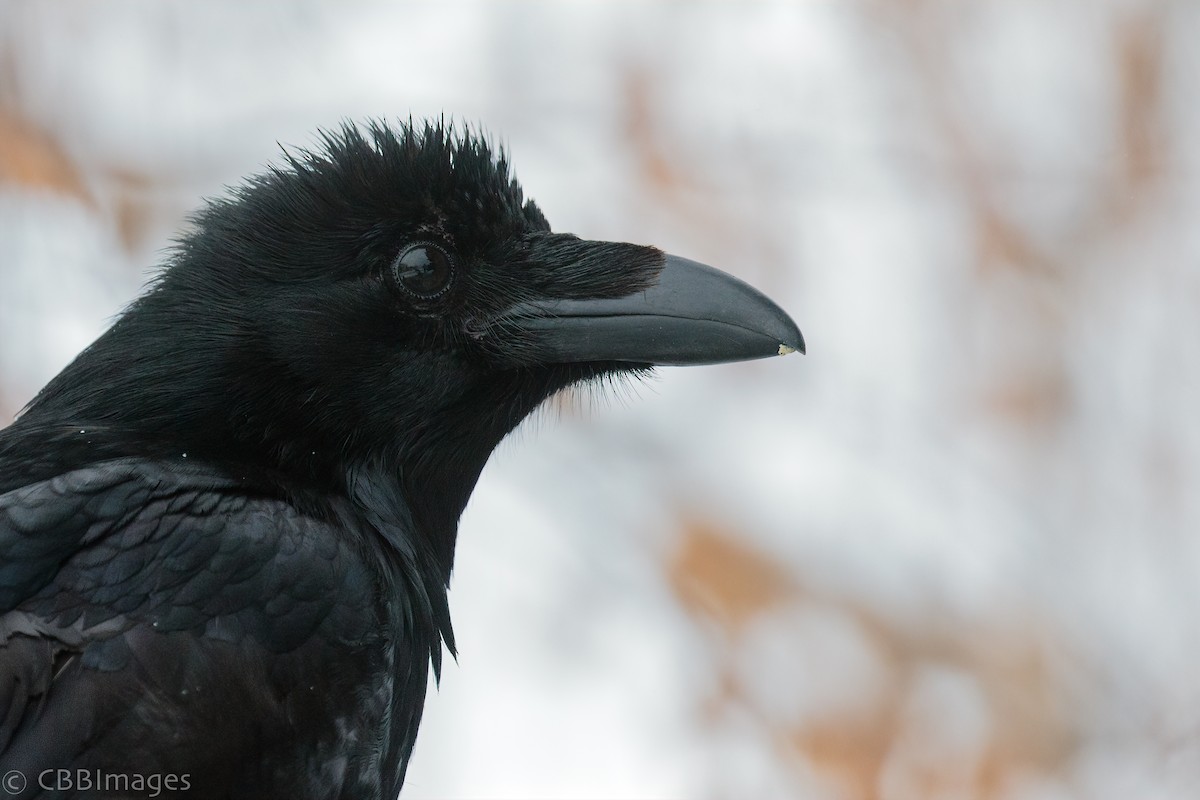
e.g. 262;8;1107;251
389;242;456;300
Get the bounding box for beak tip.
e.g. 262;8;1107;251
778;339;806;357
776;322;805;357
777;335;806;357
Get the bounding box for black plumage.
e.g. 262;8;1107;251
0;121;802;798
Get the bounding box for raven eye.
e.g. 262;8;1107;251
390;243;455;300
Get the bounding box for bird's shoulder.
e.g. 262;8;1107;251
0;457;383;651
0;457;432;791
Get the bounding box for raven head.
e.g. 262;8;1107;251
20;121;802;565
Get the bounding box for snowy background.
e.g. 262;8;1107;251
2;2;1199;798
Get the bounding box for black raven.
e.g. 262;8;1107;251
0;121;802;799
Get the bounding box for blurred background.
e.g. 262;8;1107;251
1;1;1198;798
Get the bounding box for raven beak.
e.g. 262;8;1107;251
512;254;804;366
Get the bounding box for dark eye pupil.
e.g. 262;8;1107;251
392;244;453;298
